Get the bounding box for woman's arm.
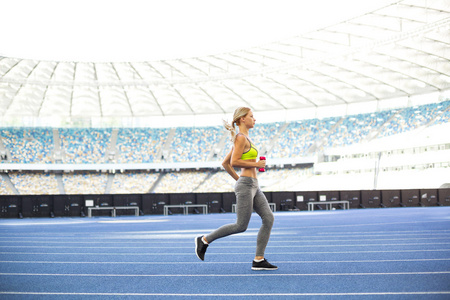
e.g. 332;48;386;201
222;148;239;181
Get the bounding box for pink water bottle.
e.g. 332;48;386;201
259;156;266;172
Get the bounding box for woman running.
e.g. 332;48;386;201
195;107;277;270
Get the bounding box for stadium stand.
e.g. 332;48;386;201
0;128;53;163
272;117;341;157
59;128;112;164
153;170;209;193
0;176;13;195
193;171;235;193
0;100;449;194
168;126;222;163
8;172;59;195
324;110;394;148
376;102;450;139
62;172;108;194
116;128;168;163
110;171;160;194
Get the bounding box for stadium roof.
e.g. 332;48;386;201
0;0;449;126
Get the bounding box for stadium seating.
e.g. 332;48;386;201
324;110;394;148
110;171;159;193
377;102;449;139
0;128;53;163
116;128;168;163
8;172;59;195
59;128;112;164
1;100;449;165
153;170;209;193
167;126;222;163
0;177;13;195
0;100;449;194
62;172;108;194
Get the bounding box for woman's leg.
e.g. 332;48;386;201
205;177;255;243
252;188;274;257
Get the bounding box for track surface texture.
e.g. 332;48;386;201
1;207;449;299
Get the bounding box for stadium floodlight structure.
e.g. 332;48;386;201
0;0;449;128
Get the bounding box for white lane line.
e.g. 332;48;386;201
1;242;449;249
1;271;449;277
0;219;170;226
270;220;450;230
312;231;450;236
1;231;449;240
0;291;449;297
1;236;450;244
1;249;449;256
1;258;449;264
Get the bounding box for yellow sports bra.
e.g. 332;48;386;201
237;134;258;160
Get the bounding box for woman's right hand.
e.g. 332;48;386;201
256;159;266;169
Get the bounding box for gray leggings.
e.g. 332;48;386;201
205;176;274;257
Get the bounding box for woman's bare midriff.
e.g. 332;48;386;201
241;159;258;178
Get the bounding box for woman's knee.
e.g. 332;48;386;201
234;222;248;233
264;212;274;227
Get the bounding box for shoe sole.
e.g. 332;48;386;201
195;237;203;261
251;267;278;271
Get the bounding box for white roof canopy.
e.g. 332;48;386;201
0;0;449;125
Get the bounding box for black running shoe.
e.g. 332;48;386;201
251;259;278;271
195;236;208;261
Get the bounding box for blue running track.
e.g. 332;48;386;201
0;207;449;299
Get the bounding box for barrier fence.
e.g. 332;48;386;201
0;188;449;218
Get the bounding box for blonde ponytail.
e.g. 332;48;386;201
223;107;251;142
223;119;237;142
